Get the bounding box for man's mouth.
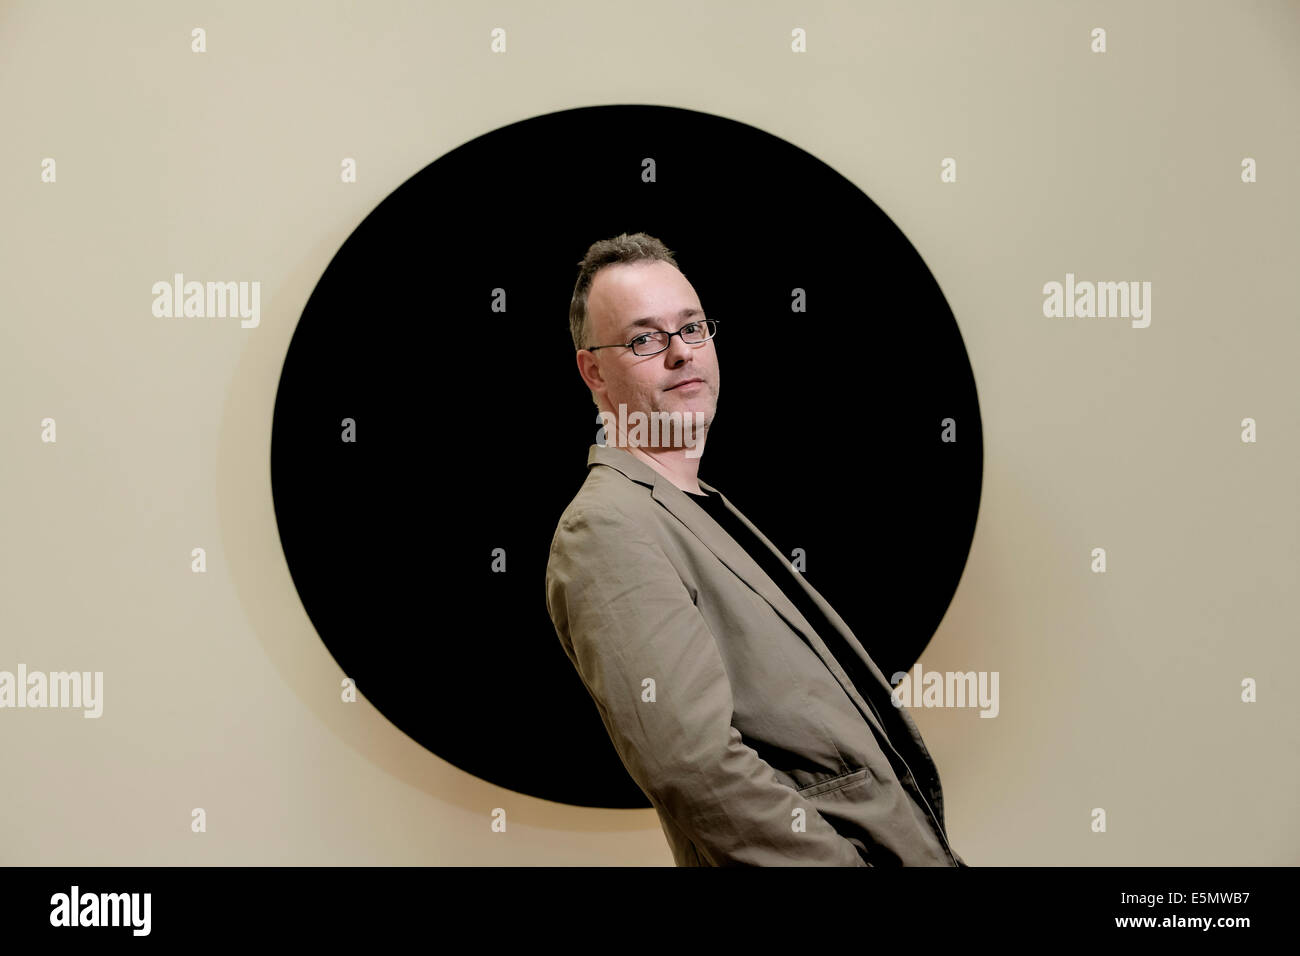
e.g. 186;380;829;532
666;378;704;391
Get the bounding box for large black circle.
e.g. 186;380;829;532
271;105;983;809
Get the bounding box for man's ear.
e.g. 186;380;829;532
576;348;604;396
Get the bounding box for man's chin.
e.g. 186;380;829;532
632;402;710;448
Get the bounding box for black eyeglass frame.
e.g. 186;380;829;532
581;319;720;357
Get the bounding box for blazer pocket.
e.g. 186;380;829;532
795;765;872;799
796;767;877;866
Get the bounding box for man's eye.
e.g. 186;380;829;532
681;322;699;334
631;334;651;346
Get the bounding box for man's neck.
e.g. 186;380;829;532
615;441;707;495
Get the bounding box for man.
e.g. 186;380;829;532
545;232;966;867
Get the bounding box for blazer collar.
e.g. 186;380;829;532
586;443;897;741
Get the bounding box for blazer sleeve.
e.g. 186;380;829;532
546;504;869;866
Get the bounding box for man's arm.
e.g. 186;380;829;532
546;504;868;866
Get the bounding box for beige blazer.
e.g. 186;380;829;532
546;444;966;867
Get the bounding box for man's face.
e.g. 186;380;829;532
579;261;720;446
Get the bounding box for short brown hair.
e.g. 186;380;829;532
568;232;681;353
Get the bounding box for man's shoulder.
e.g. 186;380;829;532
549;465;659;548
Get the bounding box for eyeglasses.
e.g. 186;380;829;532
583;319;720;357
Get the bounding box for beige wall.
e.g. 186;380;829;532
2;0;1296;865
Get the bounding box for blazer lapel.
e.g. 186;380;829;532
586;444;895;742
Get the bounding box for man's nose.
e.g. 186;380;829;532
664;332;694;364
